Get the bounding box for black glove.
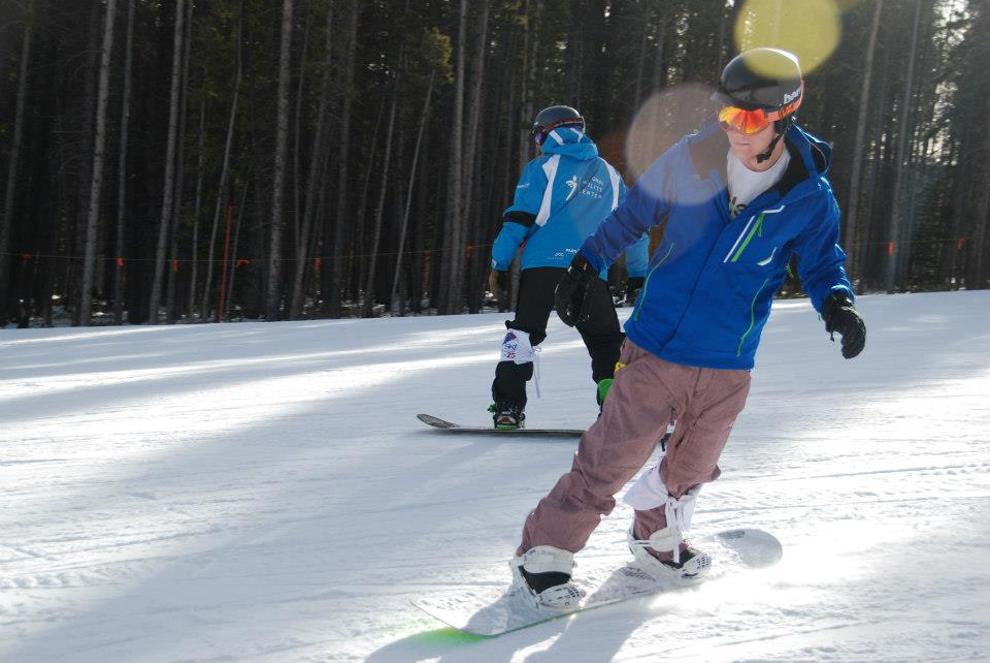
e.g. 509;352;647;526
555;254;596;326
625;276;644;306
822;291;866;359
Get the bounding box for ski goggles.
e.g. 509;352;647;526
717;93;803;135
531;119;584;145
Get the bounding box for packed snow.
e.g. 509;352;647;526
2;290;988;662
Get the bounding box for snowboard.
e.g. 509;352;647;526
417;413;585;438
413;528;782;637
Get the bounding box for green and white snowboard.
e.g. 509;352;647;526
413;528;782;637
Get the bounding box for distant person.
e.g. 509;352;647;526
509;48;866;608
488;105;648;430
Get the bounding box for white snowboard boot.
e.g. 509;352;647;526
624;466;712;580
625;481;712;581
627;525;712;581
510;545;584;610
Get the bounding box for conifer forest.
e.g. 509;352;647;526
0;0;986;326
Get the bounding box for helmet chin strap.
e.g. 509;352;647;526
755;133;782;164
756;118;791;164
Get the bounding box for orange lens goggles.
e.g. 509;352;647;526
718;91;803;135
718;106;773;135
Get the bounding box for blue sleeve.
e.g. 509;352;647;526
505;159;545;219
491;161;546;271
623;234;650;278
615;174;629;207
614;176;649;278
793;195;854;313
580;152;673;273
491;223;529;271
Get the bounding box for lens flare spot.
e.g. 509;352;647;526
624;85;715;176
623;84;720;207
734;0;841;74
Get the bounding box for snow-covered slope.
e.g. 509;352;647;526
2;291;988;662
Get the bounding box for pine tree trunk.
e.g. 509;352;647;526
391;71;434;315
846;0;883;290
113;0;136;325
565;2;584;108
167;0;195;324
147;0;186;323
79;0;118;325
884;0;921;292
201;5;243;321
223;181;250;320
641;4;668;162
362;84;399;318
292;5;312;262
439;0;468;315
0;0;35;326
968;130;990;288
72;3;101;325
328;0;359;316
265;0;294;320
188;99;206;317
897;5;939;288
463;0;489;314
305;170;327;307
632;10;648;107
290;2;334;319
518;0;538;177
354;104;385;305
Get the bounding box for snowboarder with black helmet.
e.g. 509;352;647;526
488;104;648;430
509;48;866;610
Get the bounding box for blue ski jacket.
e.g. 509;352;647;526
491;127;648;278
579;118;854;371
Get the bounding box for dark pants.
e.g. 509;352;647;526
492;267;624;409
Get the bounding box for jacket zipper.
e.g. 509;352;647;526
634;242;674;322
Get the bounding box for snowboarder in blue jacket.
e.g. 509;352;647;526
510;49;867;609
489;105;648;430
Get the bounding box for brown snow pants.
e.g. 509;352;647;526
517;340;751;555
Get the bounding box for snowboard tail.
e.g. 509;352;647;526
413;528;782;636
417;413;585;438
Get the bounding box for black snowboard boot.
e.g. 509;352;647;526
489;401;525;430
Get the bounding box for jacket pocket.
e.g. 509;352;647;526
633;242;675;322
736;277;771;357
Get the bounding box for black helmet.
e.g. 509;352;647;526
714;47;803;115
531;105;585;145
